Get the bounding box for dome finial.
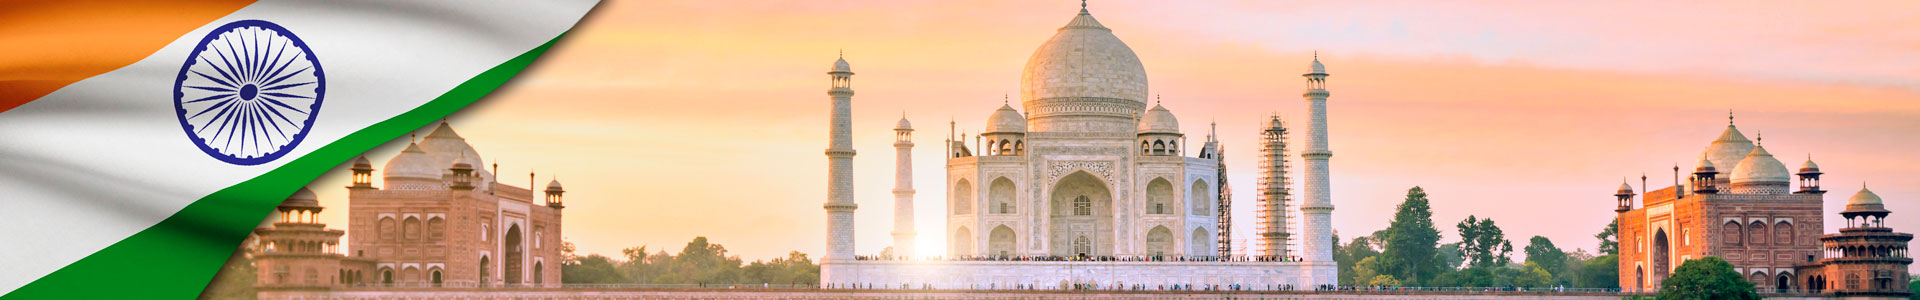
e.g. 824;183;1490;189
1081;0;1088;13
1729;109;1734;125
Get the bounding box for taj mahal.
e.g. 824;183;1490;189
818;2;1338;289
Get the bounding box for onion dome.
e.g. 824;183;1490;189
352;155;372;169
1308;58;1326;74
451;161;472;170
1020;5;1148;110
1729;144;1790;192
1798;155;1821;174
1844;184;1888;213
546;178;564;192
280;187;320;210
419;122;490;180
895;116;912;130
383;142;440;181
1694;154;1717;173
1616;180;1635;195
1138;103;1180;134
831;57;851;73
983;104;1026;134
1702;124;1755;176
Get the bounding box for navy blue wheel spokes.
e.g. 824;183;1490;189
174;20;324;166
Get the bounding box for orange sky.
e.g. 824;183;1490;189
305;1;1920;268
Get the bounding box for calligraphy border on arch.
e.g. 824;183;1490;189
1047;161;1115;184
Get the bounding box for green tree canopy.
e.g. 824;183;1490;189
1379;187;1442;285
1523;236;1568;278
1597;220;1619;256
1657;256;1757;300
1457;215;1513;268
1577;254;1620;288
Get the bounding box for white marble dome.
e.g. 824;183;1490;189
984;104;1026;134
1616;181;1634;194
1703;125;1755;177
1694;153;1716;172
1308;59;1326;74
1019;8;1147;106
383;142;439;181
547;178;564;192
832;57;851;73
1138;103;1179;134
1729;145;1790;185
895;116;912;130
418;122;491;181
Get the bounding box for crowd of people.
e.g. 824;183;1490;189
852;254;1308;262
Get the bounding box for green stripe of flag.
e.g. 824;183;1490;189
2;34;566;300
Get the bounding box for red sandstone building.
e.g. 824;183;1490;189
250;122;567;292
1614;118;1909;297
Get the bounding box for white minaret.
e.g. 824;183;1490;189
1300;54;1335;262
891;115;917;259
824;54;858;262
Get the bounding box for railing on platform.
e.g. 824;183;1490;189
852;255;1309;262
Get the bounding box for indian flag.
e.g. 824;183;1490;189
0;1;597;298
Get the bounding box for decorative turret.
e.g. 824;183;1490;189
1691;154;1719;194
1137;98;1182;156
1615;179;1636;213
450;161;475;190
544;178;565;208
1842;185;1891;228
350;155;374;189
278;187;322;224
981;99;1026;156
1797;155;1824;194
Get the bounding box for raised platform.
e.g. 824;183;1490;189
259;288;1656;300
820;259;1337;290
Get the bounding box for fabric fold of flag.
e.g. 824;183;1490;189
0;1;599;298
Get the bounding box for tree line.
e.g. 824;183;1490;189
560;236;820;286
1334;186;1620;289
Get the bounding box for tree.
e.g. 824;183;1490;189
1337;234;1381;285
1523;236;1568;280
1514;262;1554;289
1366;275;1403;287
1457;215;1513;268
1908;279;1918;300
1435;242;1465;270
1351;256;1383;284
1577;254;1620;288
743;251;820;285
1597;220;1619;256
198;248;256;300
1379;187;1442;285
1657;256;1757;300
563;254;632;284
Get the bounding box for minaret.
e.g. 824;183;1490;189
1299;54;1335;262
891;115;917;259
824;54;858;261
1256;115;1291;257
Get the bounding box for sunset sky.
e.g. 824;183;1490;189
304;0;1920;269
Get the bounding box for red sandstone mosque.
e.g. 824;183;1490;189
247;122;567;292
1614;115;1911;297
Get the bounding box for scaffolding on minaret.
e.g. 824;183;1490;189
1256;114;1294;258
